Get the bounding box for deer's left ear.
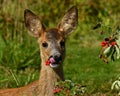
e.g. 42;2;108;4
58;6;78;36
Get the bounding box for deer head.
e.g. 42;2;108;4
24;6;78;69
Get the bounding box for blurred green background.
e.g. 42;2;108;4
0;0;120;95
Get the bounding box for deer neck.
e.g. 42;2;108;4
38;55;64;95
39;61;64;81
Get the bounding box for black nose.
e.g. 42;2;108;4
54;55;62;63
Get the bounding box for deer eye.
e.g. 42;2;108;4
60;41;65;47
42;42;48;48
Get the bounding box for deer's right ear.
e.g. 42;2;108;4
24;9;45;38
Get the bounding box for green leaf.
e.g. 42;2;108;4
115;45;120;59
103;46;113;57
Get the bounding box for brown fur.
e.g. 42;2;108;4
0;6;78;96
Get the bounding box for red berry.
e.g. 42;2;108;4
101;41;107;47
111;41;116;46
54;88;62;93
46;60;50;65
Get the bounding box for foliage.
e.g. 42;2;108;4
54;80;87;96
99;28;120;63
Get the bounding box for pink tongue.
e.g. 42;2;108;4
49;57;56;64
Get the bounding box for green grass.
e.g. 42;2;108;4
0;0;120;95
1;40;120;95
64;42;120;94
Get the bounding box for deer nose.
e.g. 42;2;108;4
49;54;62;64
54;55;62;63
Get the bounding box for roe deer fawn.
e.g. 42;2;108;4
0;6;78;96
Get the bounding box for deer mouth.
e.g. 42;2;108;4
49;57;61;68
46;56;62;68
50;63;60;68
